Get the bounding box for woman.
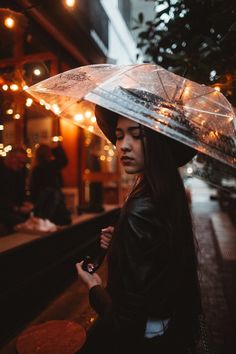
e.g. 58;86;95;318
76;105;202;354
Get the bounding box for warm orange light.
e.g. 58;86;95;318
65;0;75;8
85;110;92;118
4;17;15;29
26;98;33;107
52;136;60;142
4;145;12;152
108;149;114;156
14;113;21;119
33;68;41;76
26;148;32;154
10;84;19;91
214;86;221;92
52;104;60;115
52;135;63;142
74;113;84;122
6;109;13;115
2;84;8;91
88;125;94;132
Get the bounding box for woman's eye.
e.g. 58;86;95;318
132;134;141;139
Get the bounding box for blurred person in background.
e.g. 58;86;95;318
29;142;71;226
0;147;33;234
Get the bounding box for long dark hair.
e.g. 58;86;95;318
130;125;202;348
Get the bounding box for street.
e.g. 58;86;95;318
190;178;236;354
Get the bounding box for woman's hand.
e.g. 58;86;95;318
76;261;102;290
100;226;114;250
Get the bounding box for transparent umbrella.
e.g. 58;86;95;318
27;63;236;168
192;153;236;192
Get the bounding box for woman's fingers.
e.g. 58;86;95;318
101;226;114;234
100;233;112;249
75;261;102;289
100;225;114;249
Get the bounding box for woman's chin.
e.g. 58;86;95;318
124;167;141;175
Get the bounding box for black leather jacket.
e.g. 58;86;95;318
89;194;201;351
90;196;178;326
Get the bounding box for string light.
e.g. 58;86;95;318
26;98;33;107
4;145;12;152
65;0;75;8
2;84;8;91
33;68;41;76
4;17;15;29
214;86;221;92
10;83;19;91
26;148;32;158
23;85;29;90
52;135;63;142
74;113;84;122
6;109;13;115
108;149;114;156
85;110;92;119
52;104;60;115
91;116;96;123
0;125;4;130
14;113;21;119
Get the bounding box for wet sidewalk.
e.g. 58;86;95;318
190;178;236;354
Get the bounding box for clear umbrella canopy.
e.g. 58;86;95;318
192;153;236;192
27;63;236;168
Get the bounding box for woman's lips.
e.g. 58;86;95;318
121;157;134;165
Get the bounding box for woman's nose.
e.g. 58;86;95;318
120;136;132;151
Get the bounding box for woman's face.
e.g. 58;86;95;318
115;116;145;174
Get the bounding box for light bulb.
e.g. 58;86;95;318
4;17;15;29
65;0;75;8
2;84;8;91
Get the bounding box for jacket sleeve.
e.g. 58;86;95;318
89;197;169;337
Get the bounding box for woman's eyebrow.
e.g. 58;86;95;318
115;126;140;132
128;126;140;132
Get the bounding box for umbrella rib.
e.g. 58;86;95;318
176;79;188;102
155;70;171;101
172;79;186;102
186;94;233;112
185;106;233;118
183;89;217;102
